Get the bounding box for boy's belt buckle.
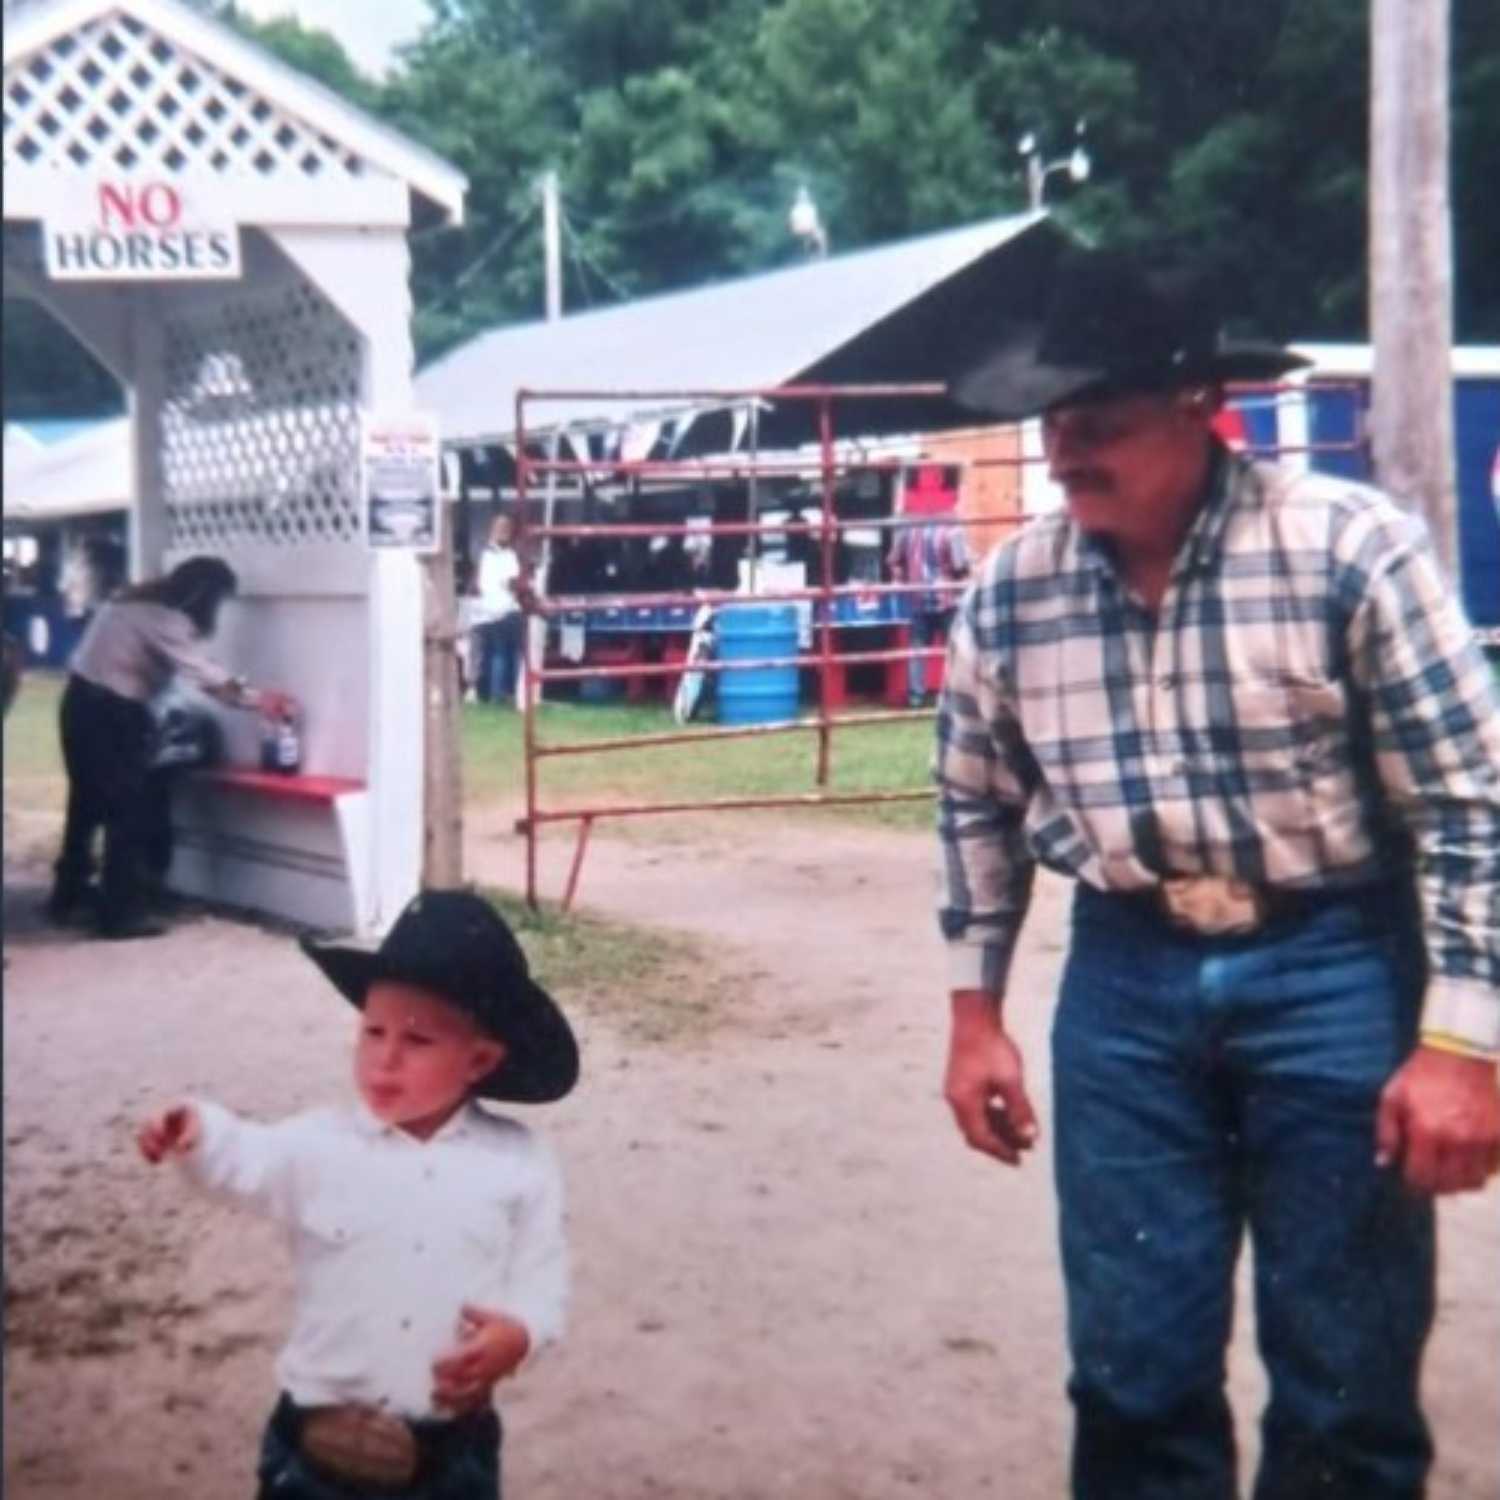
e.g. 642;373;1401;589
299;1404;419;1491
1158;877;1265;936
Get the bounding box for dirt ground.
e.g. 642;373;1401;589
4;806;1498;1499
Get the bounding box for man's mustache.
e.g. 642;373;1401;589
1054;467;1114;492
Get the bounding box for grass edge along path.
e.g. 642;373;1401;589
486;887;726;1047
465;697;937;833
5;673;940;837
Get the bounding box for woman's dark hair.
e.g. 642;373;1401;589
123;556;238;636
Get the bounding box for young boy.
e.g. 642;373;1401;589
138;889;579;1499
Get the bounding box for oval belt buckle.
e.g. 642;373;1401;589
1160;877;1263;936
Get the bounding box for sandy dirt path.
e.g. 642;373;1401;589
4;809;1498;1499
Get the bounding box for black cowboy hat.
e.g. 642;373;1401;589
950;247;1309;423
300;890;579;1104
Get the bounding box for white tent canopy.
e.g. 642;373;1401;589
9;213;1068;522
4;415;130;520
417;212;1061;447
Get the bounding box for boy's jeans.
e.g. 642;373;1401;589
1053;882;1435;1500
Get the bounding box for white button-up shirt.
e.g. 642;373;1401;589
475;545;523;624
181;1098;568;1419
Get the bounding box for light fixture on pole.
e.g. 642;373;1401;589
1020;120;1090;211
788;184;828;257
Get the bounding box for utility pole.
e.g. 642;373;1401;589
541;168;562;323
421;463;464;885
1369;0;1457;578
519;169;563;710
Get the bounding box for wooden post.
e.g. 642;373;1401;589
421;502;464;886
1369;0;1458;578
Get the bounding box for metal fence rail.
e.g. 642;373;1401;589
511;378;1368;909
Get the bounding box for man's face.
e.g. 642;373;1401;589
353;982;506;1139
1041;390;1217;544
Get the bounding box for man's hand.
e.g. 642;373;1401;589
431;1305;531;1414
137;1103;200;1164
1375;1046;1500;1195
944;989;1039;1166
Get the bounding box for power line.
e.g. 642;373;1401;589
559;204;595;309
418;201;539;313
558;206;631;302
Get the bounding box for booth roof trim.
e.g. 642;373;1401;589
3;0;466;225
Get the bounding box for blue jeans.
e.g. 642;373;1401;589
906;608;949;706
1053;883;1434;1500
476;615;523;705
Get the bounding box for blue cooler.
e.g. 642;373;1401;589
716;603;799;724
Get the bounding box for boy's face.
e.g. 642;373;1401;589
354;982;507;1140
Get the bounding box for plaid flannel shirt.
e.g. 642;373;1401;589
935;447;1500;1057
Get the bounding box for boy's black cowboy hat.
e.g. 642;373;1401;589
301;889;579;1104
950;246;1309;423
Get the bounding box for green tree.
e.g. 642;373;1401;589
224;11;381;111
757;0;999;242
383;35;571;356
974;25;1143;227
7;0;1498;418
1;300;123;420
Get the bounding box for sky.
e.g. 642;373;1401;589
236;0;434;80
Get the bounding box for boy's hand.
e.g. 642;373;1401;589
137;1104;201;1164
431;1305;531;1414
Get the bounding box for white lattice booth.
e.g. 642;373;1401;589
3;0;466;934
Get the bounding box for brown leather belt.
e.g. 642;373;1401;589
1137;876;1390;938
299;1405;421;1491
282;1399;496;1492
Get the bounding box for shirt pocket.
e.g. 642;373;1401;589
1244;666;1349;779
299;1184;388;1251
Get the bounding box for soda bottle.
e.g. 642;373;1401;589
260;706;302;774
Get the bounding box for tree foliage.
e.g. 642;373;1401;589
5;0;1498;416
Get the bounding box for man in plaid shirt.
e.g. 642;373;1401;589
937;248;1500;1500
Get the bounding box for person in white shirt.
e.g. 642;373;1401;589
471;514;530;707
138;889;579;1499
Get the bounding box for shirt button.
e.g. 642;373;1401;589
1158;674;1176;690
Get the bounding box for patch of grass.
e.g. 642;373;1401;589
484;887;725;1045
3;670;65;803
3;670;67;862
3;674;939;857
465;699;937;831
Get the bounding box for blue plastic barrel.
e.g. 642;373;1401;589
715;603;799;724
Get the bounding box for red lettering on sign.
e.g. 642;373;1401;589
98;183;136;230
95;182;183;232
139;183;181;228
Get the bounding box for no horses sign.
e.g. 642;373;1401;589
43;177;240;281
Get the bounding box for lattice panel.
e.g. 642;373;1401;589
4;8;371;179
160;277;364;550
